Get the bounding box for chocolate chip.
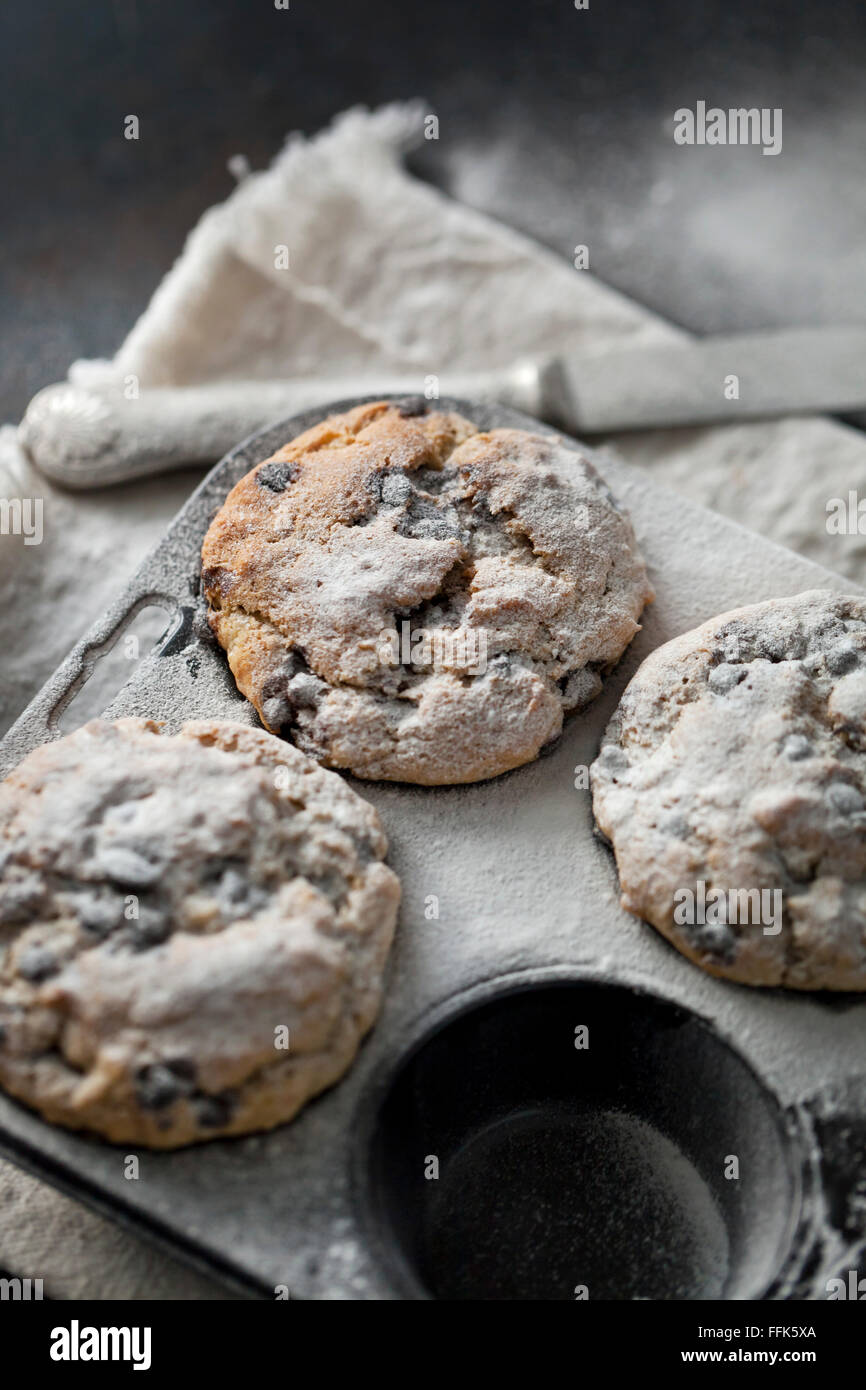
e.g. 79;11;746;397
755;630;806;662
218;869;249;905
394;396;428;417
412;465;451;495
260;672;286;701
0;875;46;925
826;641;859;675
287;673;322;708
397;513;459;542
560;667;603;710
470;497;497;523
261;651;308;698
97;846;163;888
135;1069;176;1109
196;1092;235;1128
660;815;690;839
394;492;460;541
135;1060;196;1110
379;471;413;507
214;867;270;918
257;460;298;493
597;743;628;773
708;663;747;694
353;834;378;868
262;694;293;730
76;891;123;937
827;782;865;815
129;906;171;950
309;868;346;902
753;634;789;662
689;921;736;964
18;946;58;982
714;634;743;664
261;652;322;728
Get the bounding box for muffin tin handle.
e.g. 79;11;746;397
0;589;181;774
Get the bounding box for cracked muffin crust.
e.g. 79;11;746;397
591;590;866;990
0;718;400;1146
201;400;653;784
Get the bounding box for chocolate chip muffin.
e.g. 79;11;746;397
0;719;400;1146
591;590;866;989
201;400;653;784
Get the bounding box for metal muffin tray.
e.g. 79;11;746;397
1;397;864;1301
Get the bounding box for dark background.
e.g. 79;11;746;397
1;0;865;421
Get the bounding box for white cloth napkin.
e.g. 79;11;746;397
2;101;865;1298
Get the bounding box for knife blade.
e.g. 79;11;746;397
539;325;866;434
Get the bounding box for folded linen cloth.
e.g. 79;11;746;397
1;100;865;1298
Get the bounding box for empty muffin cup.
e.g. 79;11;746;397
362;979;801;1300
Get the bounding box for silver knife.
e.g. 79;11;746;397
19;325;866;489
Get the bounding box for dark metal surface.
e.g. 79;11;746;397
2;0;866;421
365;980;802;1301
0;397;862;1300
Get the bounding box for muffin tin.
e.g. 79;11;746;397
1;397;864;1300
